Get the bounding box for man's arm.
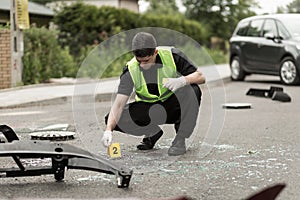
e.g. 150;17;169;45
163;48;206;91
102;94;129;147
171;48;206;85
106;94;129;132
184;68;206;85
163;69;205;92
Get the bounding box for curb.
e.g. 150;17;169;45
0;93;114;109
0;78;231;109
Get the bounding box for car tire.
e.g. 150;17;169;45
279;57;300;85
230;56;246;81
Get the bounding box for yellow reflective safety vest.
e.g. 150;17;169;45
127;47;177;102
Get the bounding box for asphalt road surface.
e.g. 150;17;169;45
0;74;299;200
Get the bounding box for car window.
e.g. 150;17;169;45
246;19;264;37
236;21;249;36
277;17;300;38
277;20;291;39
262;19;277;37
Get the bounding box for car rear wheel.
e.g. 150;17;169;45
230;56;246;81
280;57;300;85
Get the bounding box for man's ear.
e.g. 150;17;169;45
154;49;158;55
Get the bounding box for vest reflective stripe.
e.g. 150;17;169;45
127;48;177;102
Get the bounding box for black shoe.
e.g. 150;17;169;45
137;131;163;150
168;136;186;156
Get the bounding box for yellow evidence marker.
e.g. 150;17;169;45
107;143;121;158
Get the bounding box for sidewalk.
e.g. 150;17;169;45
0;64;230;109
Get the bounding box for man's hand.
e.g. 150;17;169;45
163;76;187;91
101;130;112;147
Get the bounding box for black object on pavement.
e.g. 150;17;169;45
246;86;291;102
271;91;291;102
222;103;252;109
245;183;286;200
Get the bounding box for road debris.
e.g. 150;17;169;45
246;86;291;102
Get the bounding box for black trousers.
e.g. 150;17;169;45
105;84;201;139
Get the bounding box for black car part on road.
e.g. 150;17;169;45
0;124;132;188
246;86;291;102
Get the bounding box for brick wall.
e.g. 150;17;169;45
0;29;11;89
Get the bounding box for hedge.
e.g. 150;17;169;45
23;27;76;84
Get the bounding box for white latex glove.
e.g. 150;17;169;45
101;130;112;147
163;76;187;92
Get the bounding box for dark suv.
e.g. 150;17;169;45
229;14;300;85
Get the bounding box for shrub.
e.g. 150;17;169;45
23;27;76;84
205;47;229;64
